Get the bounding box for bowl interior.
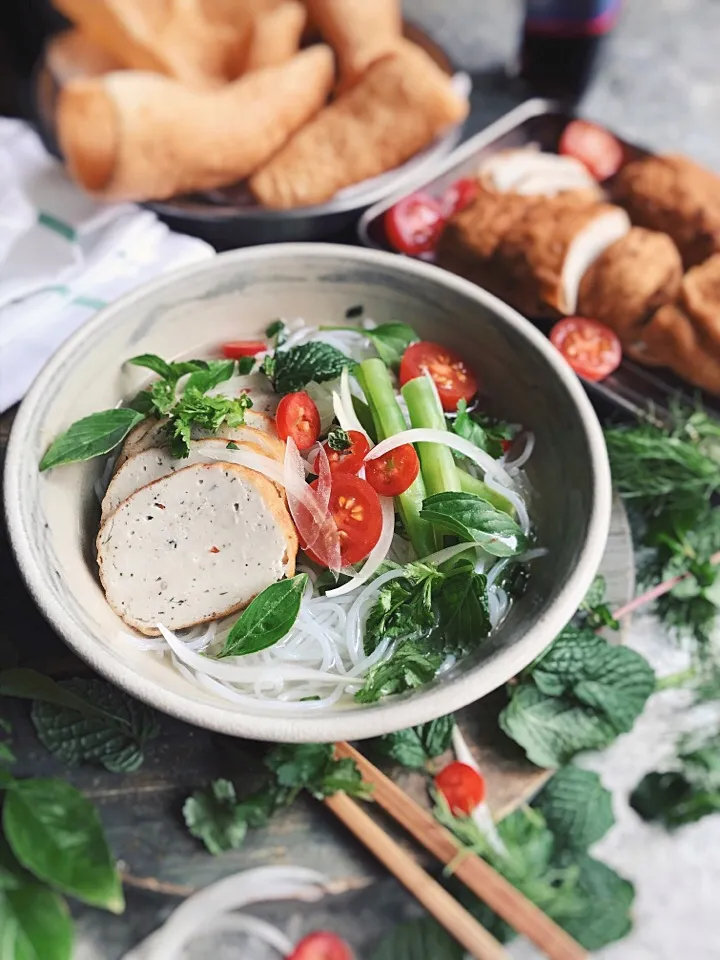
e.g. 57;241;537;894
5;245;611;741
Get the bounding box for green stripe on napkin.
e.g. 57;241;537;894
38;212;76;242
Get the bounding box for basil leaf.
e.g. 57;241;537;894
271;343;353;394
3;779;124;913
127;353;175;379
0;869;73;960
30;678;159;773
365;323;419;368
420;492;527;557
184;359;236;394
39;409;145;471
533;766;614;853
0;669;118;720
219;574;308;657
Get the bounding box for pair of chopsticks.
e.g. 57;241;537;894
325;742;587;960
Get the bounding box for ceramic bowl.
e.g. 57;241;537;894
4;244;611;742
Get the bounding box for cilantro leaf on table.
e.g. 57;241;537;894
374;715;455;770
499;626;655;767
263;342;354;394
451;400;514;460
183;779;258;855
265;743;369;801
630;730;720;828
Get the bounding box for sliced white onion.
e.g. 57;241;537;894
305;380;337;434
314;443;332;516
325;495;395;597
156;623;346;684
340;365;370;438
365;428;513;485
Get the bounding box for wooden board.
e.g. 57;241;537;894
0;405;634;958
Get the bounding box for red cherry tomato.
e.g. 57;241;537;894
289;932;353;960
313;430;370;476
550;317;622;382
435;762;486;816
276;392;321;450
441;177;478;217
221;340;266;359
365;444;420;497
385;192;446;256
559;120;624;182
304;475;383;567
400;343;478;412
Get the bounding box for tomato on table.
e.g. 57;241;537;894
559;120;624;181
365;444;420;497
550;317;622;382
221;340;266;359
276;392;321;450
289;932;353;960
313;430;370;476
305;475;383;567
385;192;446;256
441;177;478;217
435;761;486;816
400;341;478;412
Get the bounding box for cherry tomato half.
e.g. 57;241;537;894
435;762;486;816
550;317;622;382
385;192;446;256
365;444;420;497
559;120;624;182
441;177;478;217
313;430;370;476
276;392;321;450
305;475;383;567
289;932;353;960
400;342;478;412
222;340;266;359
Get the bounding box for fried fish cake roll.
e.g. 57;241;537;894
249;42;468;209
680;253;720;351
611;154;720;269
53;0;244;87
495;197;630;316
627;304;720;395
58;46;334;201
243;1;306;72
577;228;683;345
305;0;402;88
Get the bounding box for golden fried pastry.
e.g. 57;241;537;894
249;42;468;209
679;253;720;352
577;228;683;345
627;304;720;395
58;46;335;201
494;197;630;316
305;0;402;89
243;1;306;72
611;154;720;269
46;28;124;83
53;0;246;86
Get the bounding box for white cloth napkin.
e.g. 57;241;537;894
0;118;214;413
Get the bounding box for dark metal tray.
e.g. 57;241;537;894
359;98;720;421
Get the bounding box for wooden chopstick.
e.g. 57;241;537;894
335;741;588;960
325;791;510;960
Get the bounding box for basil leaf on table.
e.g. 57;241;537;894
31;678;159;773
0;847;73;960
39;408;145;471
219;574;308;657
3;779;124;913
420;491;527;557
375;715;455;770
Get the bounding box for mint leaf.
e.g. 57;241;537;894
327;427;351;452
534;766;614;852
554;854;634;950
39;409;145;471
375;715;455;769
3;779;124;913
420;492;527;557
271;342;352;394
431;564;491;656
30;678;159;773
182;779;250;855
372;918;462;960
219;575;308;657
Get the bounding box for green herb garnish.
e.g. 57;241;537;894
420;492;527;557
327;427;351;452
219;575;308;657
39;409;145;471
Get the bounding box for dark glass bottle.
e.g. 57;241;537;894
519;0;622;101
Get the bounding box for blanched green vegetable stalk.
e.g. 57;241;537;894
357;359;437;557
401;375;461;497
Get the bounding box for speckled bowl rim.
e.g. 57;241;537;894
4;244;612;742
